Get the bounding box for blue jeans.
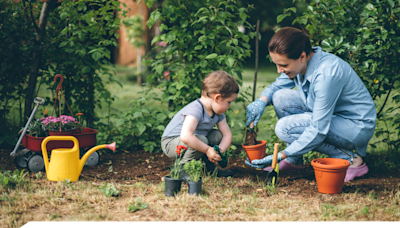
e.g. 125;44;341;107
272;89;358;165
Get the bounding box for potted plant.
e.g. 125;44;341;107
40;115;79;136
164;145;187;197
183;159;203;195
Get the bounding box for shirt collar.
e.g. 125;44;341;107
303;46;322;84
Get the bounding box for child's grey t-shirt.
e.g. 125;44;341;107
162;99;225;138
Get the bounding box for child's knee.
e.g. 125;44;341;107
206;129;222;145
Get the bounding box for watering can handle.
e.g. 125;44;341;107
41;136;79;172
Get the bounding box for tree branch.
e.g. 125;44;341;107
377;79;397;117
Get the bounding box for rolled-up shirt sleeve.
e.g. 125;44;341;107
260;73;295;105
284;68;346;156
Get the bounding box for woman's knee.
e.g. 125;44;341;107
272;89;295;107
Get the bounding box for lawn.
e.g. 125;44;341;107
1;147;399;226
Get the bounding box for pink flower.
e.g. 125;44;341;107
163;71;170;77
158;41;167;47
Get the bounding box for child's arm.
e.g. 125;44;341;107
216;118;232;154
180;115;221;163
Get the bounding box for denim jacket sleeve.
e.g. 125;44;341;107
260;73;295;105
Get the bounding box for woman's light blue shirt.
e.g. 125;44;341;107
261;47;376;156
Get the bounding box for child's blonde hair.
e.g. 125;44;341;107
201;70;239;98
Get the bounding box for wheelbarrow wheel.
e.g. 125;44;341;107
85;151;100;166
27;154;45;173
14;149;32;168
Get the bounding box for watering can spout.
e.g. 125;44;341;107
79;142;116;171
106;142;116;152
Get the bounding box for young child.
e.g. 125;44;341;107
161;70;239;181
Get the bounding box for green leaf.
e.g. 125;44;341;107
60;12;68;21
166;32;176;43
151;36;160;46
59;41;68;48
225;56;235;68
206;53;218;59
194;45;202;50
137;125;146;135
198;36;207;42
154;65;164;74
365;3;374;11
81;66;91;73
92;52;102;61
116;119;124;127
277;14;287;23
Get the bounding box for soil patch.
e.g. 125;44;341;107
245;131;257;146
1;147;399;197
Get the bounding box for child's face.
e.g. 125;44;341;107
212;93;238;115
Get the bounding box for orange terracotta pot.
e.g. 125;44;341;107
242;140;267;162
311;158;350;194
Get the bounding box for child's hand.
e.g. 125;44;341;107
206;147;221;164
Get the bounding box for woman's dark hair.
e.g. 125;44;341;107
268;27;312;59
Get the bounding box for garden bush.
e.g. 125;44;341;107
0;0;127;146
143;0;255;112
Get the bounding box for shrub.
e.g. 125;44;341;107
143;0;255;111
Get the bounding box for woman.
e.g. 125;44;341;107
245;27;376;182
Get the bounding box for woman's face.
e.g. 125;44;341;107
270;52;307;80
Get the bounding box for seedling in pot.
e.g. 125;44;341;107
184;159;204;195
183;159;203;182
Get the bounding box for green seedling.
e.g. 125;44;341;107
35;171;43;179
128;197;148;213
183;159;203;182
98;183;119;197
0;169;28;190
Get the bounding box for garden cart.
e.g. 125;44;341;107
11;96;100;173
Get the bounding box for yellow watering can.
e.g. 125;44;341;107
41;136;116;182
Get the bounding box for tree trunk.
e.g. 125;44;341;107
87;74;94;127
24;0;59;121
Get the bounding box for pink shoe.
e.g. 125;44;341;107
263;160;305;172
344;163;369;182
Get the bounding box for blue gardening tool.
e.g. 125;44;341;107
213;145;228;168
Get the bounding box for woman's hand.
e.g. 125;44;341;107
245;152;284;169
246;98;268;127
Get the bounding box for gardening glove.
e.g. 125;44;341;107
246;99;267;127
244;152;283;169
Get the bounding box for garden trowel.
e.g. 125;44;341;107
213;145;228;168
265;143;280;185
245;121;257;146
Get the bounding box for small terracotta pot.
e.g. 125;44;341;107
242;140;267;162
311;158;350;194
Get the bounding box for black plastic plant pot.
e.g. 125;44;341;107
188;179;202;195
164;176;183;197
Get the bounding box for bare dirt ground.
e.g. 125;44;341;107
1;146;399;198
